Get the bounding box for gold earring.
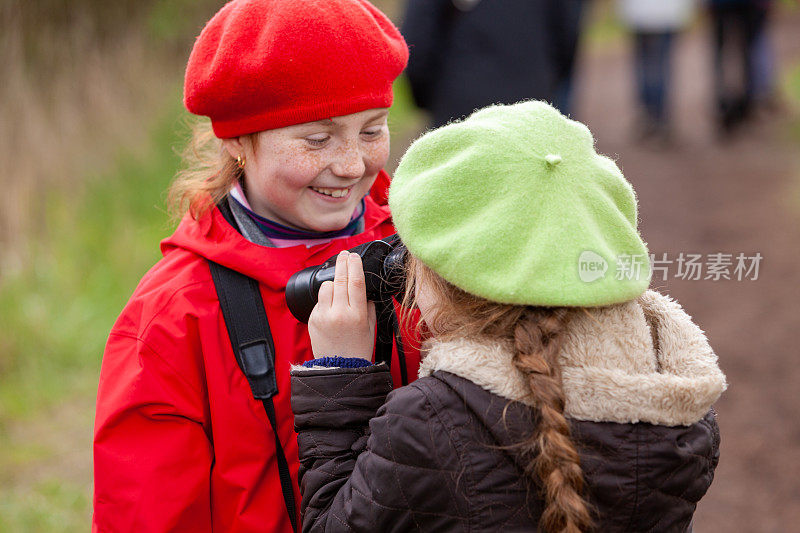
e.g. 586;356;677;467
236;154;246;169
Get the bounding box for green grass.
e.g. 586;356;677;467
0;104;184;418
584;1;626;48
784;62;800;138
782;62;800;213
0;479;92;532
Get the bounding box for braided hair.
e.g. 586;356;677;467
401;255;594;532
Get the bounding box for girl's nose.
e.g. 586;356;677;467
331;140;366;179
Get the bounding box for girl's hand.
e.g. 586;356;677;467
308;251;377;360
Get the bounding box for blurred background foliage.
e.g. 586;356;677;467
0;0;221;270
0;1;219;529
0;0;798;530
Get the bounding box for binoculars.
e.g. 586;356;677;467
286;234;408;324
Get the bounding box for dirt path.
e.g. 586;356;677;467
576;13;800;532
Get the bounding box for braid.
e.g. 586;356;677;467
400;256;593;530
511;307;594;533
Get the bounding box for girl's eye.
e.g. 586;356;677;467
305;135;330;146
361;127;384;139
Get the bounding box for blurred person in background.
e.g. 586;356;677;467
708;0;773;135
401;0;588;127
749;10;779;113
618;0;696;144
91;1;420;531
550;0;590;116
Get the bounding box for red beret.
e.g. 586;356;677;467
184;0;409;138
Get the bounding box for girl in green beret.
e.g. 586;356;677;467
290;101;726;532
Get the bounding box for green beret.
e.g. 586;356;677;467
389;100;651;307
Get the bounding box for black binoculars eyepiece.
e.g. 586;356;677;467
285;234;407;323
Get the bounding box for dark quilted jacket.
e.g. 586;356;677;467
291;364;720;533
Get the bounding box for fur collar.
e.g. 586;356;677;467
418;290;727;426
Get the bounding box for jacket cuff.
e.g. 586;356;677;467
293;356;375;372
291;363;392;429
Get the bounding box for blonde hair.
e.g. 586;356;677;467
401;255;594;533
168;117;245;222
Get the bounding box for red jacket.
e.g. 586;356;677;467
93;177;419;532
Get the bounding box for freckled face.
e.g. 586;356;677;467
238;108;390;232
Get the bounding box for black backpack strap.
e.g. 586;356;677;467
374;300;408;386
391;307;408;386
209;257;299;533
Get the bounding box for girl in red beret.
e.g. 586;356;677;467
91;1;418;531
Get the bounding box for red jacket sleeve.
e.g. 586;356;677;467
93;331;213;532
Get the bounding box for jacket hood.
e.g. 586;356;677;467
419;290;727;426
160;182;392;289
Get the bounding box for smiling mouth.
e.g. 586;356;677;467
310;186;352;198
